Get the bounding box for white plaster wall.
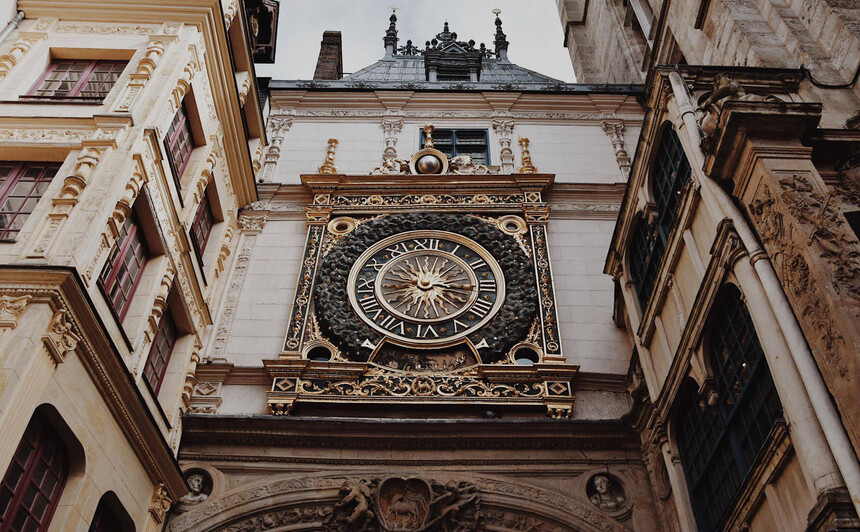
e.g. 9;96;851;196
273;121;384;183
548;217;631;373
223;219;306;365
273;117;635;185
515;123;626;184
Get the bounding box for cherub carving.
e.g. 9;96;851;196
333;479;375;528
449;155;489;174
371;158;410;175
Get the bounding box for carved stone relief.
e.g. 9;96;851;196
697;74;783;152
587;475;627;512
180;470;212;505
601;119;631;179
748;173;860;453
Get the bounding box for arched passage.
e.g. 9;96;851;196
167;472;630;532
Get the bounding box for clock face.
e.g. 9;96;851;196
347;230;505;346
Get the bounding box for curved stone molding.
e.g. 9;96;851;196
166;473;628;532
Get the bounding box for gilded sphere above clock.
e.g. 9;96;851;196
416;154;443;174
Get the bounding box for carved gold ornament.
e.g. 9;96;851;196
347;230;504;347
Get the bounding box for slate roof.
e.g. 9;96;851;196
343;56;564;85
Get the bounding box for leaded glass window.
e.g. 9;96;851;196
420;129;490;165
676;286;783;532
628;126;691;310
628;216;665;310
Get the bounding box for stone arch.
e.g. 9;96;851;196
167;472;629;532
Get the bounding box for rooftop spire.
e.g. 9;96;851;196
493;8;509;61
384;6;399;57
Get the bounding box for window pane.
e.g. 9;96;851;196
0;414;67;532
676;287;783;532
28;60;127;100
99;215;149;319
0;163;60;240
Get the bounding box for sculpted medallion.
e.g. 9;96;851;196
348;231;504;346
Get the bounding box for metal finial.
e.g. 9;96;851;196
492;8;502;16
390;5;399;12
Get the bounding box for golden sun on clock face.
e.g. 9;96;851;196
347;230;505;346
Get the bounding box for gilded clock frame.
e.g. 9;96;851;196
346;230;506;347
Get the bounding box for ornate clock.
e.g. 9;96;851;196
314;213;537;363
347;230;504;346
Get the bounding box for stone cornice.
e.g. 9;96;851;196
180;414;641;450
301;173;554;195
0;266;186;499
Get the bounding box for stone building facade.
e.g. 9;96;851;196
0;0;858;530
563;0;860;529
0;0;267;530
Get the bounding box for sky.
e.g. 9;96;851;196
255;0;576;82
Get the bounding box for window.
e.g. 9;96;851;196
628;216;665;309
26;60;127;102
0;413;68;532
0;163;59;241
628;126;691;309
143;308;178;394
676;286;783;532
420;129;490;165
190;193;214;257
88;497;122;532
165;104;195;181
99;215;149;320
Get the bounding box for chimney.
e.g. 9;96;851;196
313;31;343;80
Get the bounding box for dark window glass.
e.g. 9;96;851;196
88;498;122;532
143;309;178;394
26;60;127;101
190;194;214;257
419;129;490;165
0;413;68;532
676;286;783;532
628;217;665;310
99;215;148;320
0;163;60;241
628;126;691;309
165;104;195;181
